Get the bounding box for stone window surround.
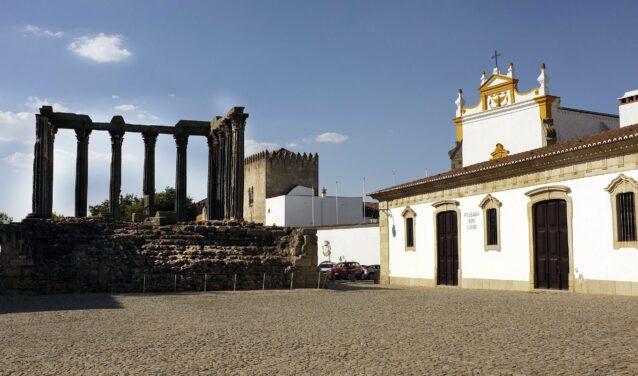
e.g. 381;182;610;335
431;200;462;287
401;206;417;252
524;186;574;292
479;194;502;251
605;174;638;249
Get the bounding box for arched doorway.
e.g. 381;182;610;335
436;210;459;286
532;199;569;290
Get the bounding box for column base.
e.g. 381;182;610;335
24;213;51;221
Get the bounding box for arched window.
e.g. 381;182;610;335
401;206;417;251
605;174;638;249
479;194;502;251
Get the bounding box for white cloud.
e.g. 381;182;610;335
244;139;279;156
0;111;34;144
26;96;69;112
168;94;176;97
3;152;32;168
112;95;120;99
114;104;138;111
135;111;159;121
315;132;348;143
24;25;65;38
68;33;131;63
286;143;300;149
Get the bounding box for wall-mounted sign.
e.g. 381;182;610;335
464;211;480;231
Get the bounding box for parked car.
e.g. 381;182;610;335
318;261;334;272
327;262;365;281
362;264;380;280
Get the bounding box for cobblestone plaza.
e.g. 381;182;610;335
2;285;637;375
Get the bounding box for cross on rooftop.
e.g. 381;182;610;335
491;50;501;69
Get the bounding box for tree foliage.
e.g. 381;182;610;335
51;212;67;221
0;212;12;224
88;186;199;221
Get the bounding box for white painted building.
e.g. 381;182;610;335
316;223;380;265
371;63;638;296
264;185;364;227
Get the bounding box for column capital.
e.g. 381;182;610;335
142;131;158;145
109;116;125;144
74;125;92;142
173;131;189;147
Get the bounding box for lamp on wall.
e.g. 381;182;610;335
377;206;397;238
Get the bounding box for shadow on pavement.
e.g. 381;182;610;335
0;293;122;314
325;280;396;291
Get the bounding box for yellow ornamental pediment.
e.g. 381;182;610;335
478;74;519;111
479;74;517;92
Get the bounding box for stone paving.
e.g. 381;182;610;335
1;284;638;375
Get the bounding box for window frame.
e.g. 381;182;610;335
479;194;502;251
401;206;417;252
605;174;638;249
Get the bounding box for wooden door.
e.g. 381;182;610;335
533;200;569;290
436;211;458;286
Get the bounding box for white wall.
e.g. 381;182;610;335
462;101;544;166
387;203;436;280
265;195;363;227
553;107;619;142
619;101;638;127
316;224;380;265
387;169;638;284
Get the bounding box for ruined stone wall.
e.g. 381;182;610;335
0;218;317;294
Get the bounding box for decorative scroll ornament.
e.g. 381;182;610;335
490;143;510;160
489;91;509;109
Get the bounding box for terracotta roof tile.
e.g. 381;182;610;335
370;123;638;198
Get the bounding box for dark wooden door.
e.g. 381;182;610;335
533;200;569;290
436;211;458;286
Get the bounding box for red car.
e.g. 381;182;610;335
327;262;365;281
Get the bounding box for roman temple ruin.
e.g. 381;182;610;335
28;105;248;222
0;106;319;294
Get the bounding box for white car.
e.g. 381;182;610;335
318;261;334;272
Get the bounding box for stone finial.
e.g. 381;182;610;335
507;62;515;79
480;71;487;85
455;89;465;117
492;66;501;75
537;63;549;95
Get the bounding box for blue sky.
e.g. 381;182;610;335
1;1;637;220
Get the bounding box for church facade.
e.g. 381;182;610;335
370;64;638;296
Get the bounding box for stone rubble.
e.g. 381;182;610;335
0;218;317;294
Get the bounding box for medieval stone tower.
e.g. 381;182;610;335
244;148;319;223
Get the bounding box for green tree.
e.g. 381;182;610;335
88;186;199;221
51;212;66;221
0;212;13;224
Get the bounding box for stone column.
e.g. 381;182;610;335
229;109;247;220
29;106;55;219
223;123;232;219
74;126;92;217
215;130;224;219
142;132;158;216
109;117;125;221
174;131;189;222
206;131;218;220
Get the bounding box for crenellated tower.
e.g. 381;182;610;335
244;148;319;223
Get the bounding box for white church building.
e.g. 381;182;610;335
370;63;638;296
